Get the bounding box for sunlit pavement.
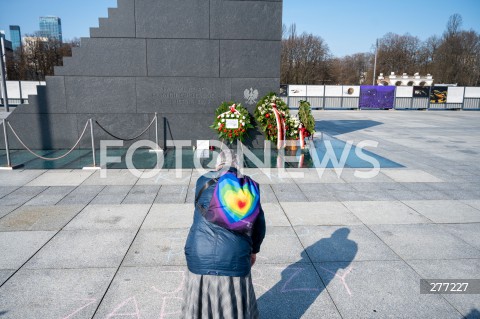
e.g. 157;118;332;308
0;110;479;318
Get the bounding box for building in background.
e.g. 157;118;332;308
39;16;62;42
9;25;22;51
377;72;434;86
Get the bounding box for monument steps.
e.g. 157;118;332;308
1;0;282;150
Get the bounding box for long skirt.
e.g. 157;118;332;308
181;270;259;319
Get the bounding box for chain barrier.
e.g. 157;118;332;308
6;120;90;161
95;114;157;141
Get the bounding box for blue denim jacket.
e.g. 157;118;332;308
184;169;266;277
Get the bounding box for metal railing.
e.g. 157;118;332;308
281;85;480;110
0;98;29;106
0;113;162;169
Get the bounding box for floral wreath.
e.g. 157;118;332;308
254;92;290;149
210;102;253;143
297;100;316;149
285;115;300;140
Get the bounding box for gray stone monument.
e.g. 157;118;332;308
3;0;282;149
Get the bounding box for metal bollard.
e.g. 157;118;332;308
1;119;12;169
149;112;163;152
90;118;96;166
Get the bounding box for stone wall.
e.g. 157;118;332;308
3;0;282;149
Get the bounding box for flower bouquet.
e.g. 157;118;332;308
298;100;316;149
210;102;253;144
254;92;290;149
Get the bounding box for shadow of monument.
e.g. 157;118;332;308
315;120;383;136
465;309;480;319
257;228;357;318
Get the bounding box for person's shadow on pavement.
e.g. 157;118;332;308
465;309;480;319
257;228;357;318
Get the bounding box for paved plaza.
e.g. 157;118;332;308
0;110;479;318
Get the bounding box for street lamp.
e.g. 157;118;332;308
0;31;9;112
372;39;378;85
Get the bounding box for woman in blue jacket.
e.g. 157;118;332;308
182;149;266;319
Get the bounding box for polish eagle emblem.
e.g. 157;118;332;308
244;88;259;105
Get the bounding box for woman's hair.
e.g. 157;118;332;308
216;149;240;171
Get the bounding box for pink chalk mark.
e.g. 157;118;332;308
318;265;354;296
61;298;96;319
106;296;140;319
159;296;183;319
151;271;185;295
281;267;321;293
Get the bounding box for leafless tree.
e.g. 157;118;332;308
6;35;79;81
281;24;332;84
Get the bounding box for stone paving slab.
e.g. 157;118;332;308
0;205;83;231
262;202;290;227
136;169;191;185
439;188;480;200
338;169;395;183
0;186;19;199
26;170;94;186
0;206;18;219
256;227;306;264
154;184;189;203
247;171;295;185
0;170;45;186
370;224;480;260
314;261;462;319
407;259;480;318
142;203;192;229
343;200;432;225
0;270;14;286
0;267;115;319
387;188;429;201
439;223;480;251
0;186;47;206
288;169;345;184
403;200;480;223
23;186;75;205
271;183;308;202
330;189;399;202
0;231;55;269
92;266;186;319
185;183;197;204
64;204;150;230
281;201;362;226
121;185;160;204
56;185;105;205
82;169;140;185
300;188;343;202
89;185;133;204
254;263;342;319
258;183;278;203
122;229;188;267
349;182;407;192
24;230;136;269
295;225;400;262
382;169;444;183
463;200;480;210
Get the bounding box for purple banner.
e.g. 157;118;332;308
359;86;395;109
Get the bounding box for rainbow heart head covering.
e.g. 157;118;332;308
207;172;261;235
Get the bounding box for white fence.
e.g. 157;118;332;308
280;85;480;110
0;81;45;105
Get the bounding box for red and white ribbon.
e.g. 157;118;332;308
299;124;307;149
271;104;285;150
217;104;241;119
